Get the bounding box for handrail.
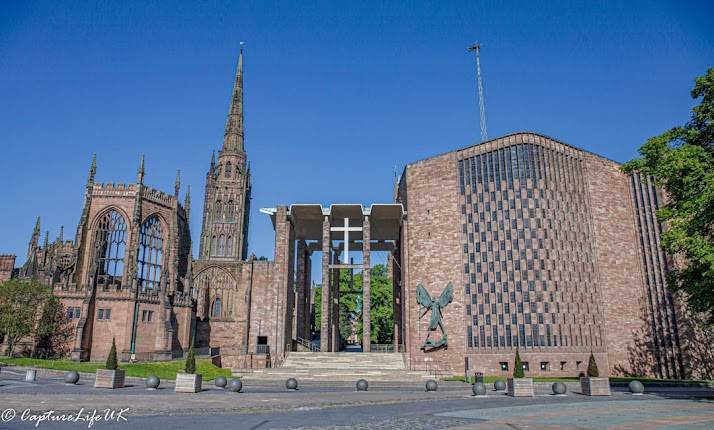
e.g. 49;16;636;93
369;344;405;353
295;337;320;352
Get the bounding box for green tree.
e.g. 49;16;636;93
0;280;53;357
184;346;196;374
367;265;394;344
311;264;394;347
35;294;73;358
106;337;118;370
513;350;524;378
587;352;599;377
623;68;714;324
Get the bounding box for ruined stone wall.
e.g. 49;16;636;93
0;254;15;283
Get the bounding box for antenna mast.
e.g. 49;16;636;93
468;42;488;142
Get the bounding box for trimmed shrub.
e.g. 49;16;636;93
105;338;118;370
184;346;196;374
587;353;599;377
513;350;524;378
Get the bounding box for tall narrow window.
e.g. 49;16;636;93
226;200;235;222
225;162;232;178
215;200;223;221
137;216;164;291
93;210;127;284
212;298;222;318
226;236;233;256
218;234;226;256
211;235;217;256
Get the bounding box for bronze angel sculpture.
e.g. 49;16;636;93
416;282;454;350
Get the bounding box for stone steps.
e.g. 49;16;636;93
236;352;433;382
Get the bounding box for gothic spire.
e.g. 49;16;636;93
175;169;181;198
137;154;145;184
43;231;49;249
209;150;216;178
27;216;40;258
222;46;244;153
33;216;41;237
86;154;97;186
57;225;64;243
184;185;191;219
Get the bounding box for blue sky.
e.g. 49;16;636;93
1;0;712;266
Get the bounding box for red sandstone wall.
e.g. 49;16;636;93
584;154;647;376
89;299;133;361
402;152;466;371
247;260;276;356
132;302;165;356
172;306;193;353
0;255;16;283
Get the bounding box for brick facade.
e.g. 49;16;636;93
397;132;688;378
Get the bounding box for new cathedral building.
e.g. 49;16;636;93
2;51;701;379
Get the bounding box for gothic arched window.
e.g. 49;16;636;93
225;162;232;178
211;235;217;256
215;200;223;221
211;298;222;318
226;236;233;256
218;234;226;256
137;216;164;290
93;209;127;283
192;267;235;320
226;200;235;222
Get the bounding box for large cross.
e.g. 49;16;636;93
330;217;362;264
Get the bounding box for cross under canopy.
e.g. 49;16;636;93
330;217;362;264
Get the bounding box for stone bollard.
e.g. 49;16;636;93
628;380;644;395
552;382;567;395
145;375;160;390
356;379;368;391
214;376;227;389
286;378;298;391
227;379;243;393
493;380;506;391
472;382;487;396
25;369;37;382
425;379;438;392
226;378;243;393
64;370;80;385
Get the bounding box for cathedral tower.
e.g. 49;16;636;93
199;49;252;261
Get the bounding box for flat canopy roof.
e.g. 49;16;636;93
260;204;404;241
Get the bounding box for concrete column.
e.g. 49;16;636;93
331;250;341;351
401;217;410;362
273;206;294;360
295;240;307;341
303;252;312;340
389;249;401;348
362;215;371;352
286;228;296;352
320;216;331;352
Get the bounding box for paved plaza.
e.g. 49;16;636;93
0;367;712;429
